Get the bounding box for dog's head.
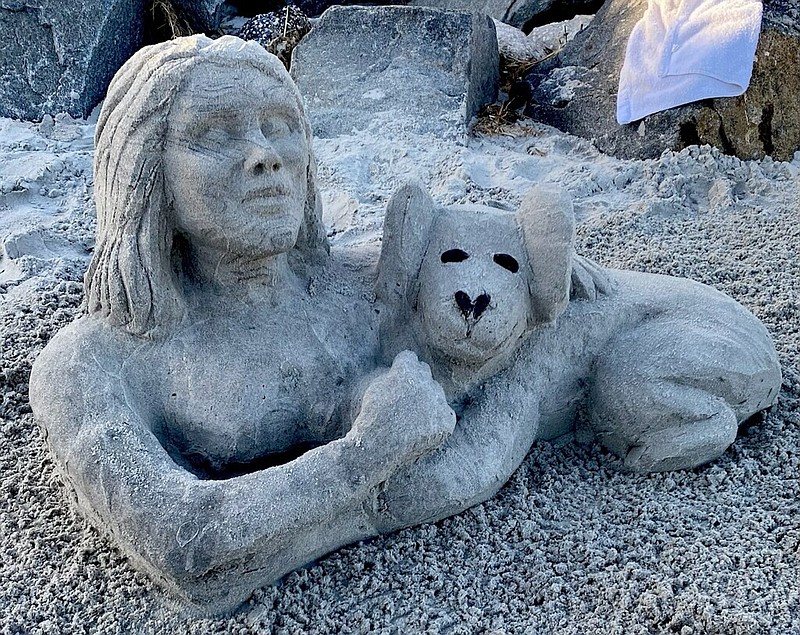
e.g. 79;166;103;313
376;182;575;391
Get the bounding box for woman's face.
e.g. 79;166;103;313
163;62;309;258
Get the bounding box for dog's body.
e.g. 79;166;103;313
486;264;778;457
372;182;781;529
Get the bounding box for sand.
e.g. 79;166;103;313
1;91;799;633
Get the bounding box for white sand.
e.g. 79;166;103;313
1;105;798;634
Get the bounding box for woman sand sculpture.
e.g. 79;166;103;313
29;35;458;612
30;35;781;614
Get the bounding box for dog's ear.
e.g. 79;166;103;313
516;185;575;325
376;180;438;310
376;181;439;363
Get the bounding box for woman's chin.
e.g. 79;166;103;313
246;218;301;256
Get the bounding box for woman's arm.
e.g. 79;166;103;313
370;363;542;533
30;322;454;613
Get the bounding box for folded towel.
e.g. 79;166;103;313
617;0;763;125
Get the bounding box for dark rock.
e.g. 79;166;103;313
517;0;800;161
0;0;145;121
229;0;403;20
291;5;498;138
169;0;226;32
409;0;603;31
238;6;312;68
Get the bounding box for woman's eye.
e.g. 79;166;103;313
208;126;232;142
193;124;230;145
261;118;292;138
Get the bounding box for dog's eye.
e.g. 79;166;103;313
441;249;469;263
493;253;519;273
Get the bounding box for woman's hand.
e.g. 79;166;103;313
348;351;455;471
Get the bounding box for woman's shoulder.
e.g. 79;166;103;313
30;316;145;397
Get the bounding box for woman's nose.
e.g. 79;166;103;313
243;129;281;175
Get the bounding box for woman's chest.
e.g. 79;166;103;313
144;313;372;473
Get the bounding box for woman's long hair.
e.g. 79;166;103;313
85;35;328;338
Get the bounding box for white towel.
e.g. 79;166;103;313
617;0;763;125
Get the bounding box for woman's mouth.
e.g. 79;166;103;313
243;185;290;203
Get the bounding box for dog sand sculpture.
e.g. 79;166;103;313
372;182;782;528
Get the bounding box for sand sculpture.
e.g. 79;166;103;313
374;184;782;532
29;34;781;614
28;35;457;613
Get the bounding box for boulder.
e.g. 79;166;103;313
494;19;542;62
517;0;800;161
291;0;402;19
0;0;145;121
410;0;601;31
291;5;499;139
494;15;593;65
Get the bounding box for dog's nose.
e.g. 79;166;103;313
454;291;491;320
473;293;491;319
454;291;473;319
